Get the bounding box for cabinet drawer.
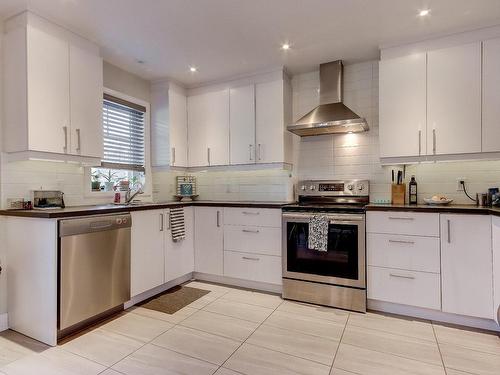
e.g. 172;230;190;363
224;207;281;227
367;266;441;310
223;250;281;285
367;211;439;236
224;225;281;256
367;233;440;273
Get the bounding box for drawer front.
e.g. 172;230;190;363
367;211;439;237
367;266;441;310
367;233;440;273
224;207;281;227
223;250;282;285
224;225;281;256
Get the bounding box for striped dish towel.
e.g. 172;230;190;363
170;207;185;242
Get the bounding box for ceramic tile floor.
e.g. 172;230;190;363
0;280;499;375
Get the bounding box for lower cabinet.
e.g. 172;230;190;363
194;207;224;275
224;250;282;285
440;214;493;319
131;207;194;297
493;216;500;324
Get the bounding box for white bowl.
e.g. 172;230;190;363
423;198;453;205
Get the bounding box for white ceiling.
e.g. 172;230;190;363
1;0;500;87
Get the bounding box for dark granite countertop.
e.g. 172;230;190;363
0;200;293;219
366;203;500;216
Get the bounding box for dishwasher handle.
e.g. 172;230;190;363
59;213;132;237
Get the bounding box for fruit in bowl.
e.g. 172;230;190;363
431;195;449;202
424;195;453;205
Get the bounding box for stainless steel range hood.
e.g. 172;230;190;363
288;60;368;136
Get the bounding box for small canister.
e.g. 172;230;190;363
114;192;121;204
477;193;488;207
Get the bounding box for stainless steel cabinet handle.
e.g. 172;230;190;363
76;128;81;154
160;213;164;232
167;212;171;230
207;147;211;165
447;219;451;243
172;147;176;165
389;239;415;245
216;210;220;227
257;143;262;161
418;130;422;156
242;211;260;215
242;256;260;261
433;129;436;154
390;273;415;280
249;144;253;161
242;229;260;233
63;126;68;153
388;217;414;221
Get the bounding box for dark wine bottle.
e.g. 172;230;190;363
409;175;418;205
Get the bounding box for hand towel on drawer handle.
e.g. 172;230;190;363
308;215;328;252
170;207;185;242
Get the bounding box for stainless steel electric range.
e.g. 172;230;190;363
282;179;369;312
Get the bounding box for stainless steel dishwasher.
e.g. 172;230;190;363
58;213;131;335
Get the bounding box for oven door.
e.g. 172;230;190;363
282;212;365;288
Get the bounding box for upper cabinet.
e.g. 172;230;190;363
379;53;426;158
379;36;496;163
187;71;292;168
482;37;500;153
151;82;188;168
3;12;103;161
427;43;481;155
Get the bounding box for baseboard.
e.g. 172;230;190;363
368;299;500;332
193;272;282;294
124;273;194;309
0;313;8;332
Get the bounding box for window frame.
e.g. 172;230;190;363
85;87;152;199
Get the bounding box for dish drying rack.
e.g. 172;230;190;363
175;176;198;201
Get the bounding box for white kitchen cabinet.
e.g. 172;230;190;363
131;210;165;297
255;80;285;163
492;216;500;324
482;38;500;153
69;43;103;158
151;82;188;167
3;12;103;160
440;214;493;319
194;207;224;275
165;207;194;282
230;85;256;164
427;43;481;155
188;89;229;167
379;53;426;158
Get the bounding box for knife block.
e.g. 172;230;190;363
391;184;406;205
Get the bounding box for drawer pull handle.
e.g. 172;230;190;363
242;256;260;261
388;217;414;221
389;273;415;280
388;239;415;245
242;211;260;215
242;229;260;233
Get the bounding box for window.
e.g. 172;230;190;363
91;93;147;192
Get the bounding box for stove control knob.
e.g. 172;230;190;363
347;184;354;191
300;185;307;191
357;184;364;191
309;185;316;191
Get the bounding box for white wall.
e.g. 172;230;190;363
0;19;6;316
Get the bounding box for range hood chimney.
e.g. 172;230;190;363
288;60;369;136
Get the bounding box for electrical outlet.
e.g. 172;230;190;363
457;178;466;191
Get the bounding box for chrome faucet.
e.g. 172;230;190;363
125;183;144;204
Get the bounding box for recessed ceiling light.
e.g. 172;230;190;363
189;66;197;72
418;9;430;17
281;43;290;50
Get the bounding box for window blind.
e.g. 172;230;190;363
102;94;146;172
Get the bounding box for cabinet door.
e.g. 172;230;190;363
441;214;493;319
187;94;208;167
482;38;500;152
169;88;188;167
205;89;230;166
27;25;70;154
194;207;223;275
230;85;255;164
165;207;194;282
492;216;500;324
379;54;426;158
427;43;481;155
131;210;165;296
69;44;103;158
256;80;284;163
